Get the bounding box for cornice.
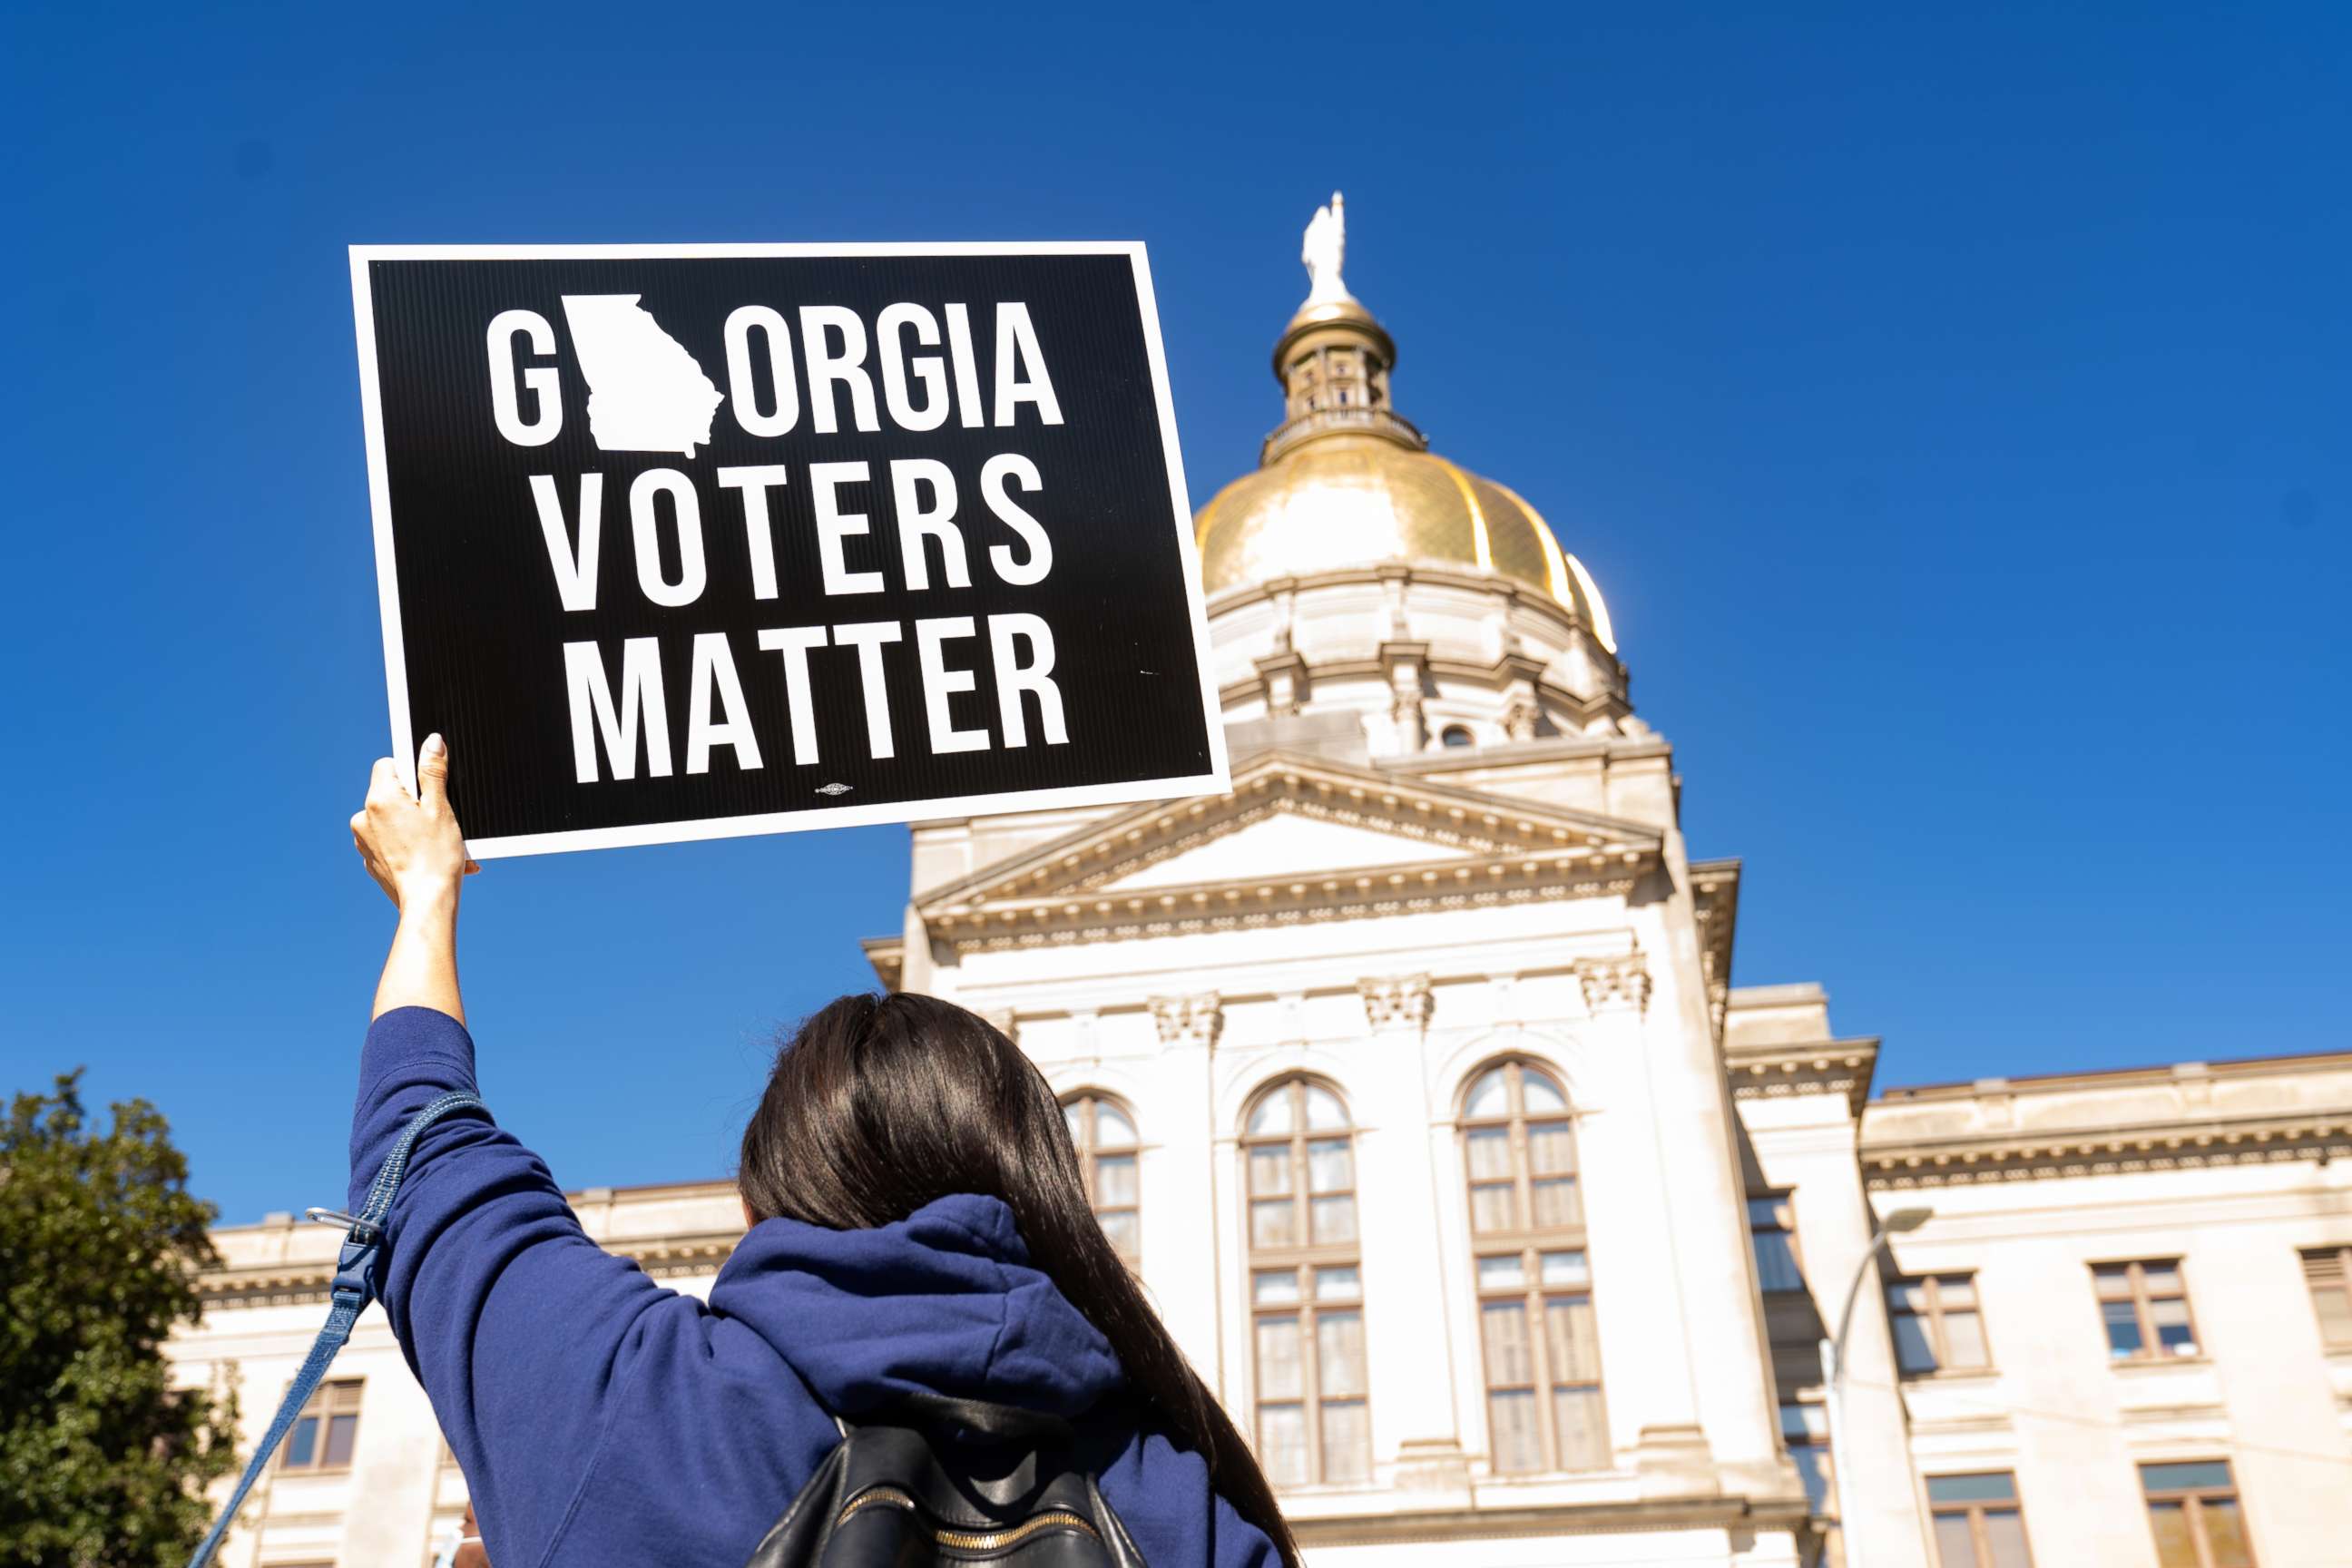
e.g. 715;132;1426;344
1288;1492;1811;1548
1860;1114;2352;1190
1689;859;1740;1042
198;1229;749;1308
1726;1036;1879;1119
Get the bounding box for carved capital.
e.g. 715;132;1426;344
1573;954;1652;1016
1150;993;1222;1050
1358;973;1435;1033
1502;692;1542;742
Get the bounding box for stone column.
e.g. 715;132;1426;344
1352;973;1473;1498
1144;993;1225;1380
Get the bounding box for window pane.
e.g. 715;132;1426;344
1062;1102;1085;1142
1483;1301;1534;1384
1488;1390;1542;1473
1258;1404;1308;1486
1251;1199;1298;1249
1309;1194;1357;1245
1248;1093;1294;1137
1519;1069;1567;1112
1754;1233;1803;1293
1539;1250;1589;1286
285;1416;318;1468
2316;1280;2352;1346
1318;1400;1371;1485
1930;1514;1979;1568
1094;1153;1138;1207
1887;1279;1930;1313
1532;1177;1582;1230
1307;1139;1353;1194
2141;1262;2181;1294
2092;1265;2134;1300
1477;1254;1526;1290
1926;1473;2017;1504
2201;1497;2253;1568
1791;1445;1832;1514
1314;1266;1360;1301
1982;1509;2031;1568
1465;1128;1514;1181
1942;1309;1990;1370
1464;1069;1509;1120
1100;1210;1140;1262
1256;1316;1304;1398
2141;1461;2233;1494
1318;1310;1367;1396
1937;1275;1977;1308
1249;1145;1292;1197
2102;1299;2144;1357
1553;1386;1609;1469
1526;1122;1576;1176
1748;1196;1791;1228
1095;1102;1136;1144
1254;1269;1301;1306
324;1413;358;1466
1303;1085;1348;1131
2147;1500;2198;1568
1545;1296;1602;1381
2151;1298;2197;1356
1892;1311;1938;1374
1470;1182;1518;1234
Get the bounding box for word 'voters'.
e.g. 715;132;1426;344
355;248;1220;855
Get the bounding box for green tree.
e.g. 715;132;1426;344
1;1072;238;1566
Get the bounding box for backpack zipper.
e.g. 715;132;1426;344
835;1485;1102;1550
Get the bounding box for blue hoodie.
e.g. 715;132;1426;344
349;1006;1279;1568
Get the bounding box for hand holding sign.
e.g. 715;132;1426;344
349;734;478;909
351;244;1227;858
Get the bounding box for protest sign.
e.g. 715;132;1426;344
350;244;1227;857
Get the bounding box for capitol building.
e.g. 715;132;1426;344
172;202;2352;1568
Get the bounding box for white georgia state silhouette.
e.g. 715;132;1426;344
558;294;725;457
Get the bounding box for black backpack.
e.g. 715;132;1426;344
744;1392;1149;1567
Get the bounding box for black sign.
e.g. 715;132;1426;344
350;244;1226;857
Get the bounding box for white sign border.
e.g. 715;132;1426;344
349;240;1230;859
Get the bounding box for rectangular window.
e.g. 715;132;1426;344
2304;1248;2352;1348
2141;1460;2254;1568
1780;1402;1833;1515
2095;1261;2200;1361
278;1378;363;1473
1749;1194;1804;1293
1889;1273;1992;1375
1927;1472;2033;1568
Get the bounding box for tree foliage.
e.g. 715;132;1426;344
1;1072;239;1566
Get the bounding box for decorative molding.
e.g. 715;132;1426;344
1501;691;1542;742
1690;860;1740;1043
1573;953;1652;1017
1150;993;1223;1050
1725;1039;1879;1119
1358;974;1435;1033
1862;1118;2352;1191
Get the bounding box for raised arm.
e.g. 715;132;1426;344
350;734;473;1022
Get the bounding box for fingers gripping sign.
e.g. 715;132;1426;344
351;734;479;909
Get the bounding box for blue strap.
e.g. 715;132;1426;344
188;1090;488;1568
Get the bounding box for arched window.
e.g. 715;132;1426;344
1061;1092;1141;1266
1440;724;1475;749
1242;1078;1372;1487
1461;1060;1608;1474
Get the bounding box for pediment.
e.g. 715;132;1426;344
916;750;1664;947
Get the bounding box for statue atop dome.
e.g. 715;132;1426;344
1301;191;1353;305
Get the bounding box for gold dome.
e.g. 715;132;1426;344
1193;436;1617;652
1191;193;1617;652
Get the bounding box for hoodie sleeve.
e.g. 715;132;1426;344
348;1006;697;1565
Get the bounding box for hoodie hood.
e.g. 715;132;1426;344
707;1192;1124;1421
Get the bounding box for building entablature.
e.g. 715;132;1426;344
1726;1035;1881;1121
1859;1052;2352;1189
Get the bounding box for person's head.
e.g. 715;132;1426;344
739;992;1298;1565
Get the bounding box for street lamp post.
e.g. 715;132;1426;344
1818;1204;1933;1568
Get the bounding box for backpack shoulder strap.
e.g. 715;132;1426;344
185;1090;488;1568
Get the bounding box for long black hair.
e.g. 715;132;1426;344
738;991;1300;1565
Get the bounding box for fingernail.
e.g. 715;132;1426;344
423;733;446;757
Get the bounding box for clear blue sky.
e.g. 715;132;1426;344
4;3;2345;1222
